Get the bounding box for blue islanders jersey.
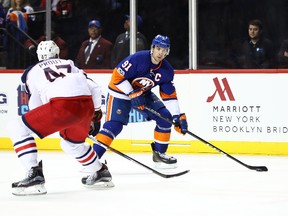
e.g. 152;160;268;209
108;50;178;102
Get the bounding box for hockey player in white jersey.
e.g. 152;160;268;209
7;40;113;196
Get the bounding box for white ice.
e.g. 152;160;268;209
1;150;288;216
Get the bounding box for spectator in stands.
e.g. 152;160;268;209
7;0;35;22
237;19;275;69
277;39;288;68
5;0;35;68
6;0;34;39
0;0;10;11
75;19;113;69
0;2;5;29
0;2;6;67
40;0;73;19
24;23;69;60
111;14;148;68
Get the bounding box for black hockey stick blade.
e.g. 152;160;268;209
187;131;268;172
88;136;190;178
144;107;268;172
246;165;268;172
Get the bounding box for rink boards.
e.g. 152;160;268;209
0;69;287;155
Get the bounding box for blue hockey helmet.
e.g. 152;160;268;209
151;34;170;55
152;35;170;49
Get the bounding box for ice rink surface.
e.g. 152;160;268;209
1;150;288;216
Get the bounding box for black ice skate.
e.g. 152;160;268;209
12;160;47;196
151;142;178;169
82;163;114;188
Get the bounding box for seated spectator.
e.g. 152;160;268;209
237;19;275;69
277;39;288;68
24;23;69;60
111;14;148;68
75;19;113;69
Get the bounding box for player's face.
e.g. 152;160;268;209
151;46;168;64
248;24;260;39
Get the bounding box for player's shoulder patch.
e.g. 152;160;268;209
116;67;125;76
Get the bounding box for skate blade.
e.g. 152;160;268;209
12;184;47;196
83;181;115;189
154;162;178;169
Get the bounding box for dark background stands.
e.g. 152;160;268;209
24;23;69;64
3;0;288;69
277;39;288;68
55;0;288;69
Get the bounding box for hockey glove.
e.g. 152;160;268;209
173;113;188;135
89;110;103;136
129;89;145;110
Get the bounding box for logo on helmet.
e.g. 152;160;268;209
151;34;170;55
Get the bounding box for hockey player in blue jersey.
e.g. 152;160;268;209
93;34;188;168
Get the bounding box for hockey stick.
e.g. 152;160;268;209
88;136;190;178
144;107;268;172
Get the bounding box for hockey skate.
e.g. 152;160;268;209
151;142;178;169
82;163;114;189
79;159;108;174
12;160;47;196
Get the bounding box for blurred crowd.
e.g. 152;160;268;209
1;0;288;69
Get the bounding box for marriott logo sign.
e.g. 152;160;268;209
206;77;235;102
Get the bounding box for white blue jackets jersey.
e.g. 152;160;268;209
21;58;102;110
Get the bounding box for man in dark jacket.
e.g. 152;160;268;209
238;19;275;69
111;15;148;68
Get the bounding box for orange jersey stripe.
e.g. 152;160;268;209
105;94;113;121
160;91;177;100
96;133;114;146
109;68;126;93
154;130;171;143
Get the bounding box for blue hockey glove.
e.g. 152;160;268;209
129;89;145;110
89;110;103;136
173;113;188;135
